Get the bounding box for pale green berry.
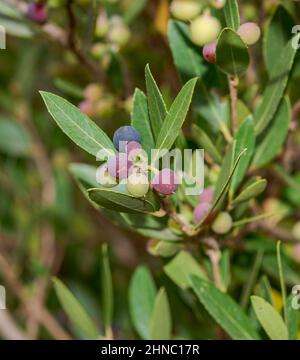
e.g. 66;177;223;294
210;0;227;9
95;13;109;38
212;212;233;234
237;22;261;46
190;14;221;46
170;1;201;21
147;239;180;258
292;222;300;241
96;164;117;187
126;172;149;198
108;16;131;47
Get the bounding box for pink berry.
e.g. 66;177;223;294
107;153;132;179
79;100;93;117
27;2;48;24
151;168;179;195
193;203;212;224
125;141;142;155
237;22;261;46
199;187;214;204
203;41;217;64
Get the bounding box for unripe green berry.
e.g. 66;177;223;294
126;172;149;198
147;239;180;258
170;1;201;21
95;13;109;38
212;212;233;234
237;22;261;46
108;17;130;47
96;164;117;187
190;14;221;47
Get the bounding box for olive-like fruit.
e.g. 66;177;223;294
190;14;221;47
170;1;201;21
212;212;233;234
237;22;261;46
151;168;179;195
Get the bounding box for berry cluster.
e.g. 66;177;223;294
97;126;179;198
26;2;48;24
193;187;233;234
79;84;114;118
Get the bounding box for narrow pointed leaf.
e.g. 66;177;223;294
131;88;155;156
253;96;291;167
53;278;99;339
101;244;113;332
154;78;197;161
129;266;156;339
192;124;222;163
145;65;168;140
224;0;240;31
40;91;115;157
232;179;267;206
254;34;299;135
191;276;260;340
88;187;160;214
150;288;172;340
251;296;288;340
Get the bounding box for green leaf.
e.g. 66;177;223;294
263;5;295;74
40;91;115;157
277;241;287;324
254;34;299;135
164;251;207;290
154;78;197;162
145;65;168;140
129;266;156;339
230;116;255;193
224;0;240;31
190;276;260;340
0;17;33;38
53;278;99;339
232;179;267;206
220;250;231;292
150;288;172;340
191;124;222;164
0;2;23;19
69;163;98;189
0;119;31;157
101;244;113;333
88;186;161;214
287;293;299;340
253;96;291;168
168;20;230;139
123;0;147;24
131;88;155;156
251;296;288;340
216;28;249;76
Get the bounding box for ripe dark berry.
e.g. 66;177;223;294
107;153;132;179
203;41;217;64
193;203;211;224
151;168;179;196
27;2;48;24
113;126;141;152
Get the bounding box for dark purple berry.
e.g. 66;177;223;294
113;126;141;152
151;168;179;195
27;2;48;24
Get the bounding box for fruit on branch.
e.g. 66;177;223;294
237;22;261;46
190;14;221;46
209;0;227;9
27;2;48;24
212;212;233;234
199;187;214;204
151;168;179;195
78;100;93;117
113;126;141;152
96;164;117;187
107;153;132;179
125;141;142;155
95;12;109;38
203;41;217;63
170;0;201;21
193;202;212;224
83;84;103;102
126;171;149;198
147;239;180;258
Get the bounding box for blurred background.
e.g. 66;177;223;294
0;0;300;340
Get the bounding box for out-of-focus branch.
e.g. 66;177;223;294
0;311;28;340
0;251;72;340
